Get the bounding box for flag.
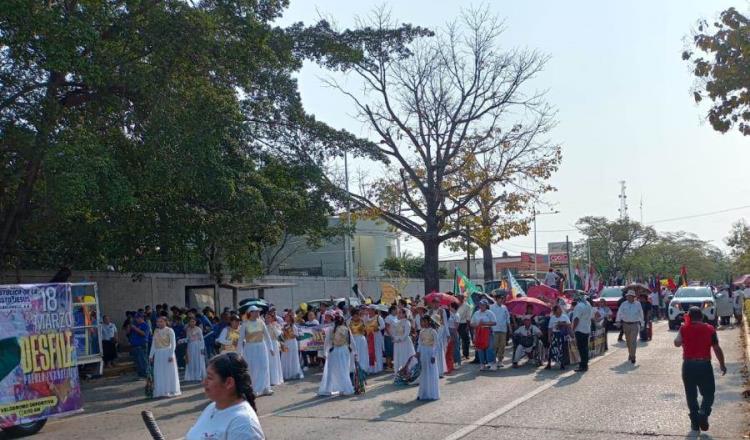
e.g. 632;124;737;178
453;267;480;308
678;265;688;287
506;270;525;298
574;265;584;290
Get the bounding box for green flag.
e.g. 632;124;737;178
453;267;480;308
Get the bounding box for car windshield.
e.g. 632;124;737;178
600;288;622;298
675;288;712;299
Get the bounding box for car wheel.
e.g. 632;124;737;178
3;419;47;437
668;319;676;330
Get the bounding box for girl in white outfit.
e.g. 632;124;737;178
238;306;274;396
184;317;207;381
392;308;415;373
265;314;284;386
280;313;304;380
318;313;356;396
417;315;440;401
149;316;182;398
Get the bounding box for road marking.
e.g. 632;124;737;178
441;349;613;440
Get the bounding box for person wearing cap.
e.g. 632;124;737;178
489;291;512;369
572;292;594;372
128;312;151;378
238;306;274;396
511;316;543;368
674;306;727;432
470;300;497;371
546;304;571;370
417;314;440;400
455;294;473;360
616;290;644;364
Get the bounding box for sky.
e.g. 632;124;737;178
277;0;750;260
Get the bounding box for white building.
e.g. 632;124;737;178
264;217;399;278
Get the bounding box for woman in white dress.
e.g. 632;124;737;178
428;302;448;378
347;308;369;373
392;308;415;373
238;306;274;396
149;316;182;398
265;314;284;387
186;353;265;440
364;307;385;374
217;315;241;353
417;315;440;401
280;313;303;380
184;317;207;381
318;313;355;396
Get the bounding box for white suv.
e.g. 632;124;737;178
668;286;717;330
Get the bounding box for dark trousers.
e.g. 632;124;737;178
132;345;148;378
458;323;471;358
575;331;589;369
682;360;715;422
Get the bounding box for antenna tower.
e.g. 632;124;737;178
618;181;628;220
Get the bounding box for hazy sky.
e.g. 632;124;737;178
278;0;750;259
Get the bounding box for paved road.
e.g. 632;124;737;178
19;322;748;440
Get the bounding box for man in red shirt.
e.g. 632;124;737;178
674;307;727;432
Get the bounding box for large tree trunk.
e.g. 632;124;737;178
481;244;494;282
423;235;440;294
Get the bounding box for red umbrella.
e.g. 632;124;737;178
527;285;560;303
424;291;459;307
506;296;552;316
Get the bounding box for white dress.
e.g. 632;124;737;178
348;319;369;373
318;324;355;396
432;309;448;376
417;328;440;401
150;327;182;397
393;319;415;373
266;322;284;386
184;326;207;381
186;401;265;440
281;324;304;380
238;320;273;396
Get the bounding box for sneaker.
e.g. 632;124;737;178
495;363;504;369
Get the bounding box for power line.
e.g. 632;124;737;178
647;205;750;225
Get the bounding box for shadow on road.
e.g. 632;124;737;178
375;399;429;420
609;361;640;374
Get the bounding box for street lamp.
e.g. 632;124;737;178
533;208;560;278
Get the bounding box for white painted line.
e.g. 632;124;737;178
441;350;613;440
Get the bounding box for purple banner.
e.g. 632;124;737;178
0;284;83;428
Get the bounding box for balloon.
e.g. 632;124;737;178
300;302;308;312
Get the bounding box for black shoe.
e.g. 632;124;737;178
699;414;709;431
630;357;636;364
574;368;587;372
690;422;699;431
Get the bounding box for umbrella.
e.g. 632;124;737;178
471;291;495;307
622;283;651;295
239;298;270;314
369;304;390;313
424;292;459;307
527;285;560;303
506;296;552;317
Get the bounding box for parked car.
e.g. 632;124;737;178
306;297;361;310
597;286;624;329
668;286;717;329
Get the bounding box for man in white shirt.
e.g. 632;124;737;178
616;290;644;364
512;317;543;367
456;295;473;360
544;268;559;288
101;315;118;367
489;291;512;369
572;294;594;372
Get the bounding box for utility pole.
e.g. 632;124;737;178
344;152;354;305
566;235;573;290
466;224;471;280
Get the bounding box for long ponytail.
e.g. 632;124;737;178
207;353;257;412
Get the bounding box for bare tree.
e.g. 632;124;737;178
327;7;555;292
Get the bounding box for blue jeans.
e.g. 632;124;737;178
132;345;148;378
477;336;495;365
450;330;461;365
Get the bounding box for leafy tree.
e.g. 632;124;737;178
726;219;750;274
575;216;658;283
381;254;447;279
327;7;553;292
0;0;409;281
683;7;750;135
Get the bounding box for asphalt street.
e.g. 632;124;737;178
20;321;748;440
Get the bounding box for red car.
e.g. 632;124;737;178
596;286;625;329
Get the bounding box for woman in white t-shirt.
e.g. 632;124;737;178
545;305;570;370
186;353;265;440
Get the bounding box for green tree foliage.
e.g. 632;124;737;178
381;254;447;279
726;220;750;274
683;7;750;135
0;0;404;280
